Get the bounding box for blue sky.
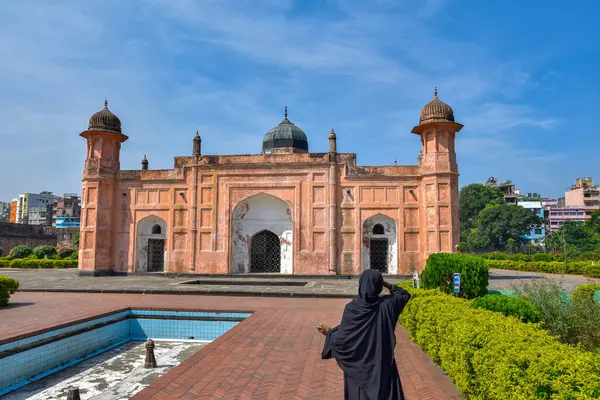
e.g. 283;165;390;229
0;0;598;201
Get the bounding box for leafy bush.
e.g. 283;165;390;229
0;276;19;306
71;232;80;249
8;259;77;269
9;245;33;259
585;264;600;278
0;256;11;267
571;283;600;304
58;248;75;258
472;294;542;323
399;287;600;399
421;253;488;299
515;278;600;352
532;252;554;262
32;245;57;259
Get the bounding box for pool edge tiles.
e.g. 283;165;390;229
0;309;251;396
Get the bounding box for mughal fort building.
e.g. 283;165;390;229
78;90;461;276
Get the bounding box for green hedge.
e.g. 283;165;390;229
481;251;600;262
0;276;19;306
399;287;600;399
472;294;542;323
486;259;600;278
421;253;488;299
5;259;77;269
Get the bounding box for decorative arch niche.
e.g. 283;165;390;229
231;193;293;274
362;214;397;274
136;215;167;272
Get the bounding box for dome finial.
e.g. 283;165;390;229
434;86;438;97
104;99;108;109
284;105;288;119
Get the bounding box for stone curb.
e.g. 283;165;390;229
17;288;356;299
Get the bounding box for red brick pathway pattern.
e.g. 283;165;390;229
0;293;462;399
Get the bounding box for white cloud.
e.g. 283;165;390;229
0;0;565;199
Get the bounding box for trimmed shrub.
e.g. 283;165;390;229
572;283;600;303
399;288;600;399
472;294;542;323
0;257;11;267
421;253;488;299
8;259;77;269
585;264;600;278
9;245;32;259
533;252;554;262
33;245;57;259
58;248;75;259
0;276;19;306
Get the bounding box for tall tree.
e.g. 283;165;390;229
475;204;543;250
459;183;504;237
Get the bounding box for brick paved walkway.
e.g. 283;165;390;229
1;293;462;399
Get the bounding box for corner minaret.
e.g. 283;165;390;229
411;87;462;260
79;100;128;275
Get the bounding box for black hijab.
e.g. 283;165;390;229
322;269;409;400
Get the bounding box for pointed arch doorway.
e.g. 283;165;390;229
231;193;293;274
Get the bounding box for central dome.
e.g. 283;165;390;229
262;107;308;153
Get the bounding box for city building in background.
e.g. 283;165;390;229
0;202;10;222
52;193;81;227
15;192;53;225
8;200;17;223
548;207;587;232
518;197;545;243
564;177;600;218
545;178;600;232
485;177;523;204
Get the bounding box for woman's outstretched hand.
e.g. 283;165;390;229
317;323;331;336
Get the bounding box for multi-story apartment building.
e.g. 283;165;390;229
9;200;17;223
0;202;10;222
52;193;81;227
15;192;53;225
547;178;600;232
518;197;545;243
564;177;600;218
485;177;523;204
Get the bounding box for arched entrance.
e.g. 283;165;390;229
231;193;293;274
362;215;397;274
136;215;167;272
250;230;281;272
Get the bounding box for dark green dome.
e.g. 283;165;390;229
262;107;308;153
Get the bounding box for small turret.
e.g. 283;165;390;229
141;154;149;170
193;130;201;156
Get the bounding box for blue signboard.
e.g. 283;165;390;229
453;273;460;294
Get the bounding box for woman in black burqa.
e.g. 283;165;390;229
318;269;411;400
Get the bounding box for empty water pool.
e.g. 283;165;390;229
0;309;251;397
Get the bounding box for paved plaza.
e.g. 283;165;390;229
0;268;597;297
1;292;462;400
1;267;598;399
